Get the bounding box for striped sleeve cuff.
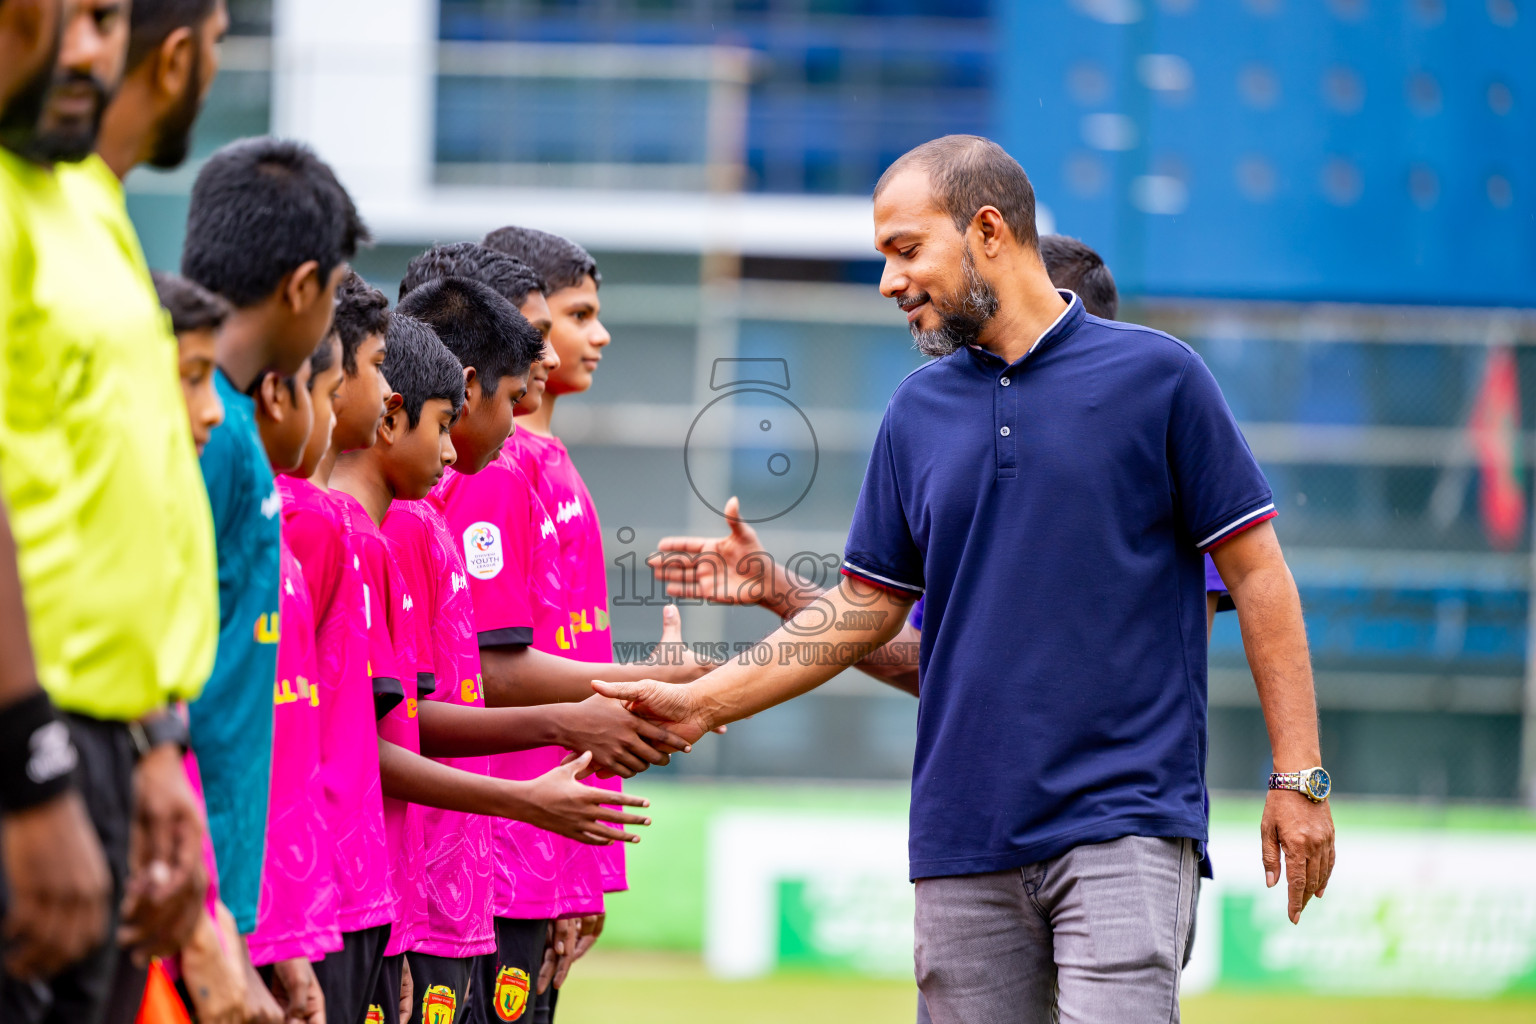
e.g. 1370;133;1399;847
1198;503;1277;552
840;560;924;597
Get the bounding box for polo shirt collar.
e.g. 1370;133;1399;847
966;290;1086;371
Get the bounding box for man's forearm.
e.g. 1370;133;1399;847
853;622;921;696
1227;561;1320;768
691;578;912;729
0;506;43;704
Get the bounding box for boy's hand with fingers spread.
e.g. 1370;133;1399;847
517;752;651;844
642;605;718;683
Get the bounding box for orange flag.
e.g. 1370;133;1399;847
134;959;192;1024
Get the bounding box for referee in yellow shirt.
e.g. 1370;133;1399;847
1;2;218;1020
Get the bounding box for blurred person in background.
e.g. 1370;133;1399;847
94;0;227;183
601;135;1334;1024
0;0;223;1020
653;233;1237;702
0;0;114;1002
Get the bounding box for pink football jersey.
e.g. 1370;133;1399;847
278;476;394;934
507;430;627;894
430;453;602;920
248;541;342;965
382;499;496;957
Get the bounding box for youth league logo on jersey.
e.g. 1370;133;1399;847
364;1007;385;1024
421;985;457;1024
493;966;530;1021
463;521;504;580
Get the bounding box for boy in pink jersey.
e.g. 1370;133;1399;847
400;251;706;1020
285;273;401;1024
334;305;661;1024
482;227;714;977
250;331;345;1024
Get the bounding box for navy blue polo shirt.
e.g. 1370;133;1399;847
842;293;1274;881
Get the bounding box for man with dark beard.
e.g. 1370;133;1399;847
598;135;1335;1023
0;2;219;1021
94;0;227;180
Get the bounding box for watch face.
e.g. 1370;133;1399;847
1305;767;1331;800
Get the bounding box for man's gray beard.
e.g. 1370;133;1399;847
911;248;1000;358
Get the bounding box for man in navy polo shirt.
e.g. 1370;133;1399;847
600;135;1334;1021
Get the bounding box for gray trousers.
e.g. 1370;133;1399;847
914;835;1199;1024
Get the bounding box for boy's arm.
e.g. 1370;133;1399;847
377;740;649;843
479;606;711;708
416;696;691;776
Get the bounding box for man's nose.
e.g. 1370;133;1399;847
879;261;906;299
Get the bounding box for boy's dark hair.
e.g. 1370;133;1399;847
181;137;369;308
399;242;547;308
151;270;231;335
127;0;218;69
331;270;391;374
307;332;337;385
1039;234;1119;320
481;226;600;293
396;277;543;398
873;135;1040;251
383;314;466;429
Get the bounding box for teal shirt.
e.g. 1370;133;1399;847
189;370;280;933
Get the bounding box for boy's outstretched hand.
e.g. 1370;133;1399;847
522;752;651;845
554;695;692;779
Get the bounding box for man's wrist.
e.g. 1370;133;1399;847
0;690;78;812
128;708;190;760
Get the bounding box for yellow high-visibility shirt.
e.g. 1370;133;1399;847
0;149;216;720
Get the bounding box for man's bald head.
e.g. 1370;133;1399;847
874;135;1040;251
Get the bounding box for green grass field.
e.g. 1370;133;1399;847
555;952;1536;1024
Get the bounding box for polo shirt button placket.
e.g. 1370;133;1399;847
1000;426;1011;437
1000;376;1011;386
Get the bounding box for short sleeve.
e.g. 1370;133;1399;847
908;595;925;631
438;466;535;647
382;514;438;697
842;413;924;597
1167;353;1276;551
360;543;404;719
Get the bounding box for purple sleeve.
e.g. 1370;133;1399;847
1205;554;1235;613
909;595;925;632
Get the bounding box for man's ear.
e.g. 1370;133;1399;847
281;261;324;315
154;26;196;101
255;372;285;422
463;366;480;405
972;206;1008;258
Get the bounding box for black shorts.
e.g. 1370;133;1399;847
312;924;391;1024
0;714;137;1024
466;918;557;1024
373;952;404;1024
406;951;473;1023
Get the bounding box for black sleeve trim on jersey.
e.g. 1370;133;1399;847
478;626;534;649
372;677;404;719
417;671;437;698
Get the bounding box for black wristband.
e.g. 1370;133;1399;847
0;691;78;812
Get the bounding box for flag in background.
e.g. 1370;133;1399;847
1469;346;1525;550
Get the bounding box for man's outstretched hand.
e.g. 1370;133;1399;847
591;679;712;746
1260;788;1335;925
649;497;778;607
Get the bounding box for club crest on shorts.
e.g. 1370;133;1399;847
364;1006;385;1024
421;983;457;1024
494;966;531;1021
